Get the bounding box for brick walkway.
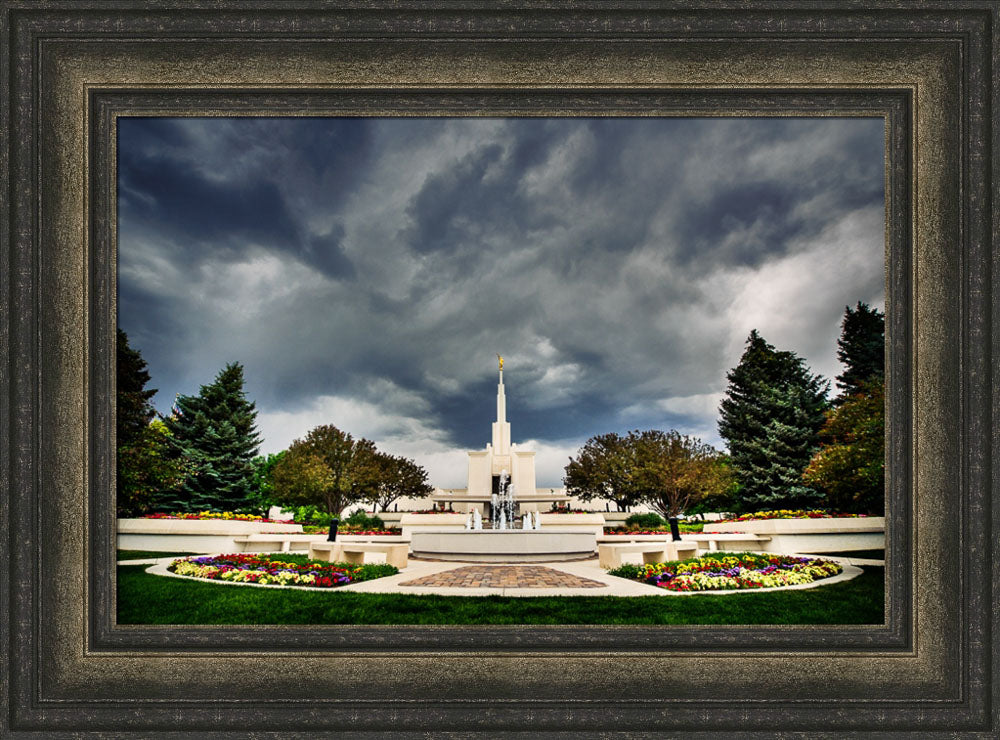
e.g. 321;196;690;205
399;565;606;589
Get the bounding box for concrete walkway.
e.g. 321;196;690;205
341;557;668;597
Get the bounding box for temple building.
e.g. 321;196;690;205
431;357;570;516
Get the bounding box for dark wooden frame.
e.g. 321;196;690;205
1;2;996;736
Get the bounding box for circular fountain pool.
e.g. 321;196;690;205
409;529;597;562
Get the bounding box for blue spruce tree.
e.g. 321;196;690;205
718;331;829;511
164;362;261;512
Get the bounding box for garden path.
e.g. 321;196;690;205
399;565;606;589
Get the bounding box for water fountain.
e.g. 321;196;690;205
491;469;516;529
407;358;597;560
411;492;594;561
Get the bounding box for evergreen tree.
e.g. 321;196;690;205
117;329;174;515
164;362;261;512
116;329;156;448
718;330;829;511
835;301;884;400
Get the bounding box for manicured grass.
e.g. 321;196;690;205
819;549;884;560
118;549;201;560
117;565;884;625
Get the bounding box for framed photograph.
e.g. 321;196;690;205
113;112;889;627
2;2;996;736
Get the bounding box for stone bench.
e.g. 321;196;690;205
598;541;698;569
232;534;325;552
308;542;409;569
689;533;771;552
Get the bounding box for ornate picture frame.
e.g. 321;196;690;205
2;2;995;735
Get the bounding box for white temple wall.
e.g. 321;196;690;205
512;451;536;498
467;451;490;496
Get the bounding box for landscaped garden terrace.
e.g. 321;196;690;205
716;509;872;522
607;552;843;592
167;553;398;588
140;510;401;535
118;561;883;625
603;509;872;535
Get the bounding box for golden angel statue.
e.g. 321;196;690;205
497;354;504;371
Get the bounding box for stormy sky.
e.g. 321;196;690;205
117;116;885;488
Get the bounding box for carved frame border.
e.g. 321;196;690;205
1;2;995;736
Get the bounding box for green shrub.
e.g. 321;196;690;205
606;562;646;579
349;562;398;581
289;505;333;526
344;509;385;530
625;512;665;529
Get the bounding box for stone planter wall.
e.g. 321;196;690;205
117;518;303;553
536;512;606;537
398;512;469;539
701;516;886;554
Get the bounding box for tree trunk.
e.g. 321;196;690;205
668;517;681;541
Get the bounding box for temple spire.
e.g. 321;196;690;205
496;360;506;424
491;355;510;453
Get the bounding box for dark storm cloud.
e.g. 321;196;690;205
118;117;369;279
118;116;885;484
120;156;300;251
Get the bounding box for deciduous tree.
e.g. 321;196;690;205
563;432;644;512
271;425;378;518
364;453;433;513
117;419;191;517
631;430;734;531
245;451;287;517
803;379;884;514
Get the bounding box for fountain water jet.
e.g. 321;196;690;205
491;469;516;529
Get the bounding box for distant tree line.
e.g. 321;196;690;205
119;299;884;521
115;331;432;518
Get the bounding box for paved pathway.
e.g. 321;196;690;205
399;565;606;589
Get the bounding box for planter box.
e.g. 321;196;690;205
597;533;673;543
536;512;606;537
703;516;884;535
117;518;303;553
398;512;469;539
701;516;885;554
410;529;597;562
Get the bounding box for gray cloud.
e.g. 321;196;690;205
118;116;885;484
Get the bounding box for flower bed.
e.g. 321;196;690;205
718;509;868;523
143;511;284;523
167;553;398;588
604;523;705;535
300;525;400;535
608;552;843;592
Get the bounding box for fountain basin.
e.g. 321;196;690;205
410;529;597;562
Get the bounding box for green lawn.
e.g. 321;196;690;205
819;549;885;560
118;549;202;560
117;564;884;625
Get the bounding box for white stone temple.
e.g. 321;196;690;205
431;357;570;516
